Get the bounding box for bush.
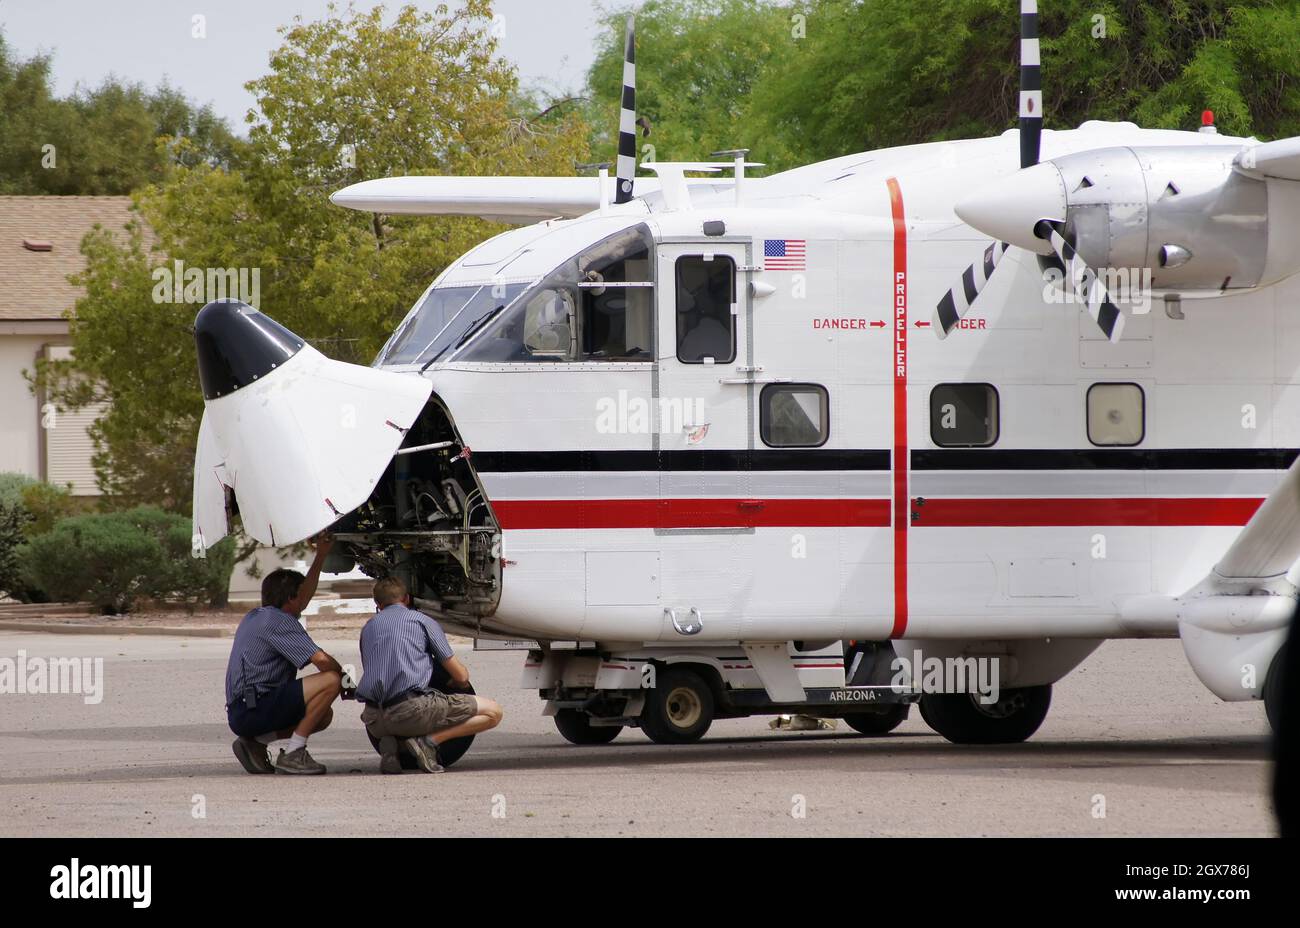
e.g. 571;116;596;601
0;497;28;600
20;481;78;537
22;510;163;613
19;506;238;614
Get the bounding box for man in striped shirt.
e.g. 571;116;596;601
358;576;503;773
225;535;343;775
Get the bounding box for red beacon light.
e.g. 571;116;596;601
1200;109;1217;134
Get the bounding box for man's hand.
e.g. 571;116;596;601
312;532;335;557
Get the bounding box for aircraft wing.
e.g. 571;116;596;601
1235;136;1300;181
329;175;662;223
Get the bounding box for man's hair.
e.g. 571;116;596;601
373;576;408;607
262;568;306;609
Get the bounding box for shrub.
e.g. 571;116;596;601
22;511;163;614
19;481;78;537
19;506;238;613
0;497;28;600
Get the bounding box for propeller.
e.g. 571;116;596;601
614;14;637;204
932;0;1126;343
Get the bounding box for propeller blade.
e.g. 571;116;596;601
614;14;637;204
1036;220;1125;342
1019;0;1042;169
933;241;1010;338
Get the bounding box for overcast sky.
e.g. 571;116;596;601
0;0;641;129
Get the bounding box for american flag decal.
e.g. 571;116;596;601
764;238;806;270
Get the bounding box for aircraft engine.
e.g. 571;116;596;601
955;144;1300;297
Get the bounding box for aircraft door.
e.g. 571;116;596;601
655;240;754;639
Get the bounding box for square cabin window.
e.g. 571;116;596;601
930;383;999;447
1088;382;1145;446
761;384;829;447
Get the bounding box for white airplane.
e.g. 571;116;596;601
192;3;1299;760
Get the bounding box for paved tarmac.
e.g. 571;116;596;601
0;630;1278;836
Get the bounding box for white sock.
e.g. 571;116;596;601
285;733;308;752
255;733;277;745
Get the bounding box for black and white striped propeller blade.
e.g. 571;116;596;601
1035;220;1125;342
932;0;1043;337
613;14;637;204
933;241;1010;338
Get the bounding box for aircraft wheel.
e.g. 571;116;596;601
842;704;909;735
920;684;1051;744
640;668;714;744
1265;643;1287;734
554;709;622;745
366;670;476;769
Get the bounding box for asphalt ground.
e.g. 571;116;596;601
0;631;1277;836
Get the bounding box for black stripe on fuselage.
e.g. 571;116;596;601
912;448;1299;470
471;449;891;473
469;448;1299;473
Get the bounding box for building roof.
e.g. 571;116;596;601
0;196;137;321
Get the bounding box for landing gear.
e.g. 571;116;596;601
843;704;910;735
554;709;623;745
640;668;714;744
1265;644;1287;734
920;684;1051;744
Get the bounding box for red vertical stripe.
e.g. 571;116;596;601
887;177;908;638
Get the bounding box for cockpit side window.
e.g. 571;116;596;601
378;282;528;366
458;224;656;363
675;255;736;363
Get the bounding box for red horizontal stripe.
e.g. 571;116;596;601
492;498;891;530
914;497;1263;527
492;496;1266;530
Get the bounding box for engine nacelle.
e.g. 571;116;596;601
956;144;1300;297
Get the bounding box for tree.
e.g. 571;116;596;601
0;32;240;195
37;1;589;513
584;0;801;170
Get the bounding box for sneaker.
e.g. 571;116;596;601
403;736;444;773
378;735;402;775
274;745;326;775
232;737;275;774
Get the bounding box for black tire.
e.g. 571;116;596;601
843;704;909;735
1265;643;1286;734
640;667;714;744
920;684;1051;744
554;709;623;745
366;667;476;769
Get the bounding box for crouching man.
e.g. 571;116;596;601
358;576;503;773
225;535;343;775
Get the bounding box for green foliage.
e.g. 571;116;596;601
35;1;590;512
586;0;1300;172
0;493;29;600
19;507;237;613
0;473;37;509
0;33;240;195
19;481;78;538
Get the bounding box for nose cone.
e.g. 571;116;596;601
954;161;1068;255
194;300;304;400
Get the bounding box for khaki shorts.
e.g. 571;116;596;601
361;692;478;738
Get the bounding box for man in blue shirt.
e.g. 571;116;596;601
358;576;503;773
225;535;343;775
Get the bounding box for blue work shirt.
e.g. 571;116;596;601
224;606;321;706
357;604;455;706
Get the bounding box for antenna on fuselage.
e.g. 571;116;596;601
711;149;751;206
577;161;614;214
614;14;637;204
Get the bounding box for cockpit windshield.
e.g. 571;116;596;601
457;224;655;363
377;280;529;366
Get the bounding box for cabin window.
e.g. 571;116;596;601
380;282;527;366
459;224;655;363
1087;382;1144;446
930;383;999;447
675;255;736;363
761;384;829;447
